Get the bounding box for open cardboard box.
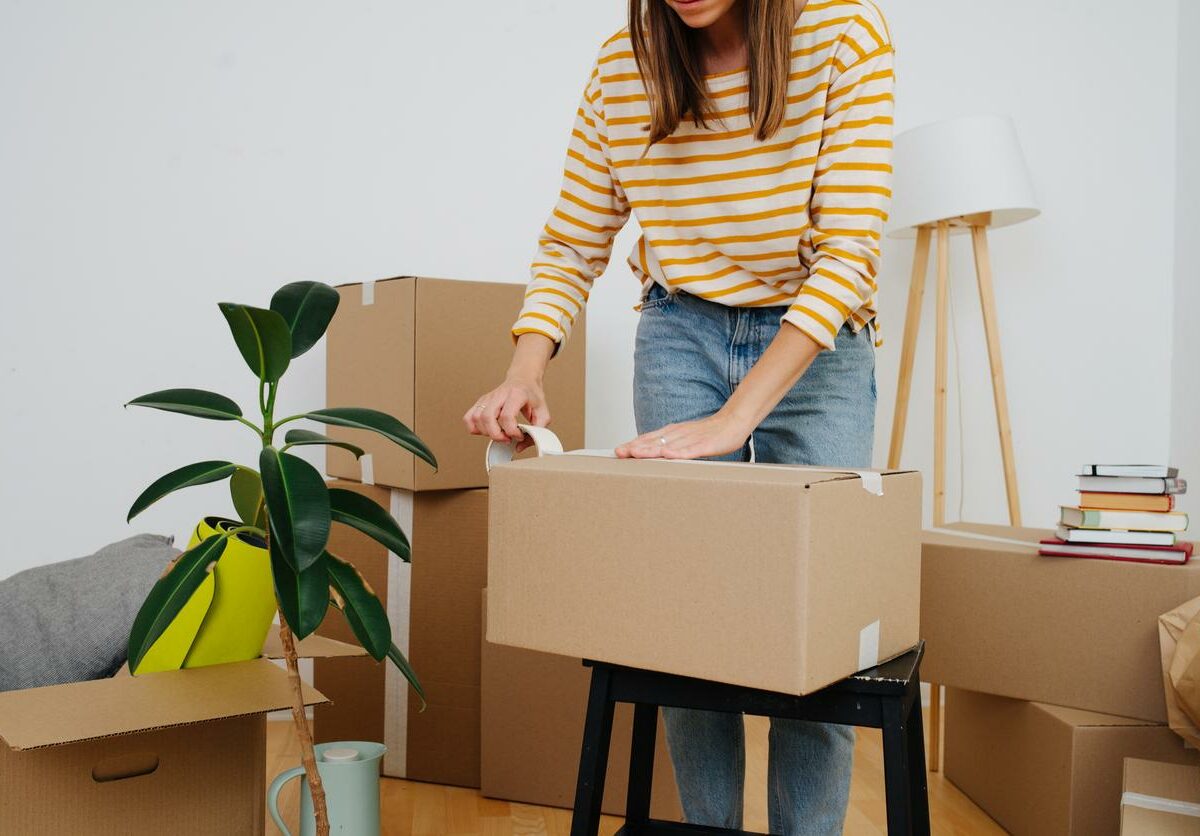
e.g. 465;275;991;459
0;630;363;835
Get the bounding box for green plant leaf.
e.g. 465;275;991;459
303;408;437;470
328;488;410;560
269;541;329;639
326;552;391;660
270;281;340;358
128;534;227;673
126;388;244;421
387;641;426;709
283;429;365;460
259;447;330;571
229;466;266;528
218;303;292;383
128;461;238;522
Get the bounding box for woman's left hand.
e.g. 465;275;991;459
615;410;752;460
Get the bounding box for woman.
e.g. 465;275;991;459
466;0;893;831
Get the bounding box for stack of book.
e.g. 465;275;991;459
1039;464;1192;564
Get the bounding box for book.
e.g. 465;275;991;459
1038;538;1193;565
1065;506;1185;532
1055;525;1176;546
1080;464;1178;478
1060;506;1189;532
1078;491;1175;512
1077;475;1187;495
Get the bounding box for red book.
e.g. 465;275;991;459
1038;538;1193;565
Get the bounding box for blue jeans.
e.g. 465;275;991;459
632;282;876;835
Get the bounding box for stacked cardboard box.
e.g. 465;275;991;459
313;276;586;791
1120;758;1200;834
480;590;683;818
922;523;1200;834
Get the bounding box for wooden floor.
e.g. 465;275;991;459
266;715;1001;835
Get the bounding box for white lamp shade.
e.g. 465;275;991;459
887;115;1039;238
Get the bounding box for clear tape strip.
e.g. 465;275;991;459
1121;791;1200;817
486;426;884;495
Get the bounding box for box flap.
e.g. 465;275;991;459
261;629;367;660
1038;701;1159;728
1125;758;1200;803
498;454;912;488
923;522;1049;552
0;658;326;751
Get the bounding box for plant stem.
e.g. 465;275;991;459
278;619;331;836
271;413;306;430
235;415;264;434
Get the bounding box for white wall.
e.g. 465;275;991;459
0;0;1189;579
1172;0;1199;520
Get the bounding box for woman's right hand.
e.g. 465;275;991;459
464;374;551;450
466;332;556;449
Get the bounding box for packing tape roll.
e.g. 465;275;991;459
1121;791;1200;818
484;425;883;494
485;423;563;472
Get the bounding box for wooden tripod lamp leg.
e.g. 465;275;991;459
970;225;1022;527
928;222;952;774
932;221;950;527
887;226;933;469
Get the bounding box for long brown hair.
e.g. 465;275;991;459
628;0;798;146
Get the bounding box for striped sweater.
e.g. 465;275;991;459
513;0;894;351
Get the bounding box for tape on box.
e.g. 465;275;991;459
485;424;884;495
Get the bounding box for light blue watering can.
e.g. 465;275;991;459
267;741;385;835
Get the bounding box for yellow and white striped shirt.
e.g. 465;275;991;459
514;0;894;351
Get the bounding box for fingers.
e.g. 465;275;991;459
528;400;551;428
478;395;509;442
463;390;493;435
498;392;527;441
616;424;682;459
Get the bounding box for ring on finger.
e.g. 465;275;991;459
657;436;669;446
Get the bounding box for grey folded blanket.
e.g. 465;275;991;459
0;533;179;691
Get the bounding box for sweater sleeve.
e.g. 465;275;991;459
783;17;895;350
513;59;632;346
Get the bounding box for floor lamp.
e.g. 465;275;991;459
886;115;1040;771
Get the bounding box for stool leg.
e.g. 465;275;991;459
881;698;914;836
905;693;931;834
572;665;616;836
625;703;658;825
928;682;941;772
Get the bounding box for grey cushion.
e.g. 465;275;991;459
0;533;179;691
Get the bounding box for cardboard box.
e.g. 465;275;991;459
325;276;586;491
0;634;358;835
487;457;921;695
1121;758;1200;835
481;590;683;818
922;523;1200;721
945;687;1200;836
313;480;488;787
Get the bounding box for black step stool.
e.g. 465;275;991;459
570;641;929;836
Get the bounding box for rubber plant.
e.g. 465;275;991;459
124;281;434;836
